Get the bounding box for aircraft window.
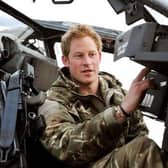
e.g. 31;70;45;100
0;11;26;31
27;38;46;56
54;42;64;67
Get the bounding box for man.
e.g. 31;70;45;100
38;24;164;167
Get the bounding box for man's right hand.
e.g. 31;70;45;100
121;67;154;115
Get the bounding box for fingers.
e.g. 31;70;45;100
137;78;152;91
133;67;150;82
123;67;154;113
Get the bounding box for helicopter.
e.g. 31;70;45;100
0;0;168;167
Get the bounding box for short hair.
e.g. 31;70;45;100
61;24;102;56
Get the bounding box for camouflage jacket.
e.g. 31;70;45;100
38;67;148;167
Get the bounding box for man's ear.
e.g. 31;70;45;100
62;55;69;66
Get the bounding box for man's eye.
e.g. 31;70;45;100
89;53;96;57
75;54;82;58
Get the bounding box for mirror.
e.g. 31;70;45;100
52;0;74;4
33;0;74;4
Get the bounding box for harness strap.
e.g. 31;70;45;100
0;70;21;149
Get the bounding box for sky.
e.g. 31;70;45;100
0;0;167;147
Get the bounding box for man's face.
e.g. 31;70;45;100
62;36;101;86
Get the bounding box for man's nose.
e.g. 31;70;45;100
83;55;92;64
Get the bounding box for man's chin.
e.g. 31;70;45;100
79;78;93;85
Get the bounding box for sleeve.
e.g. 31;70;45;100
109;85;149;142
38;99;124;166
126;109;149;143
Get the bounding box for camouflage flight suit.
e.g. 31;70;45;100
38;67;164;168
